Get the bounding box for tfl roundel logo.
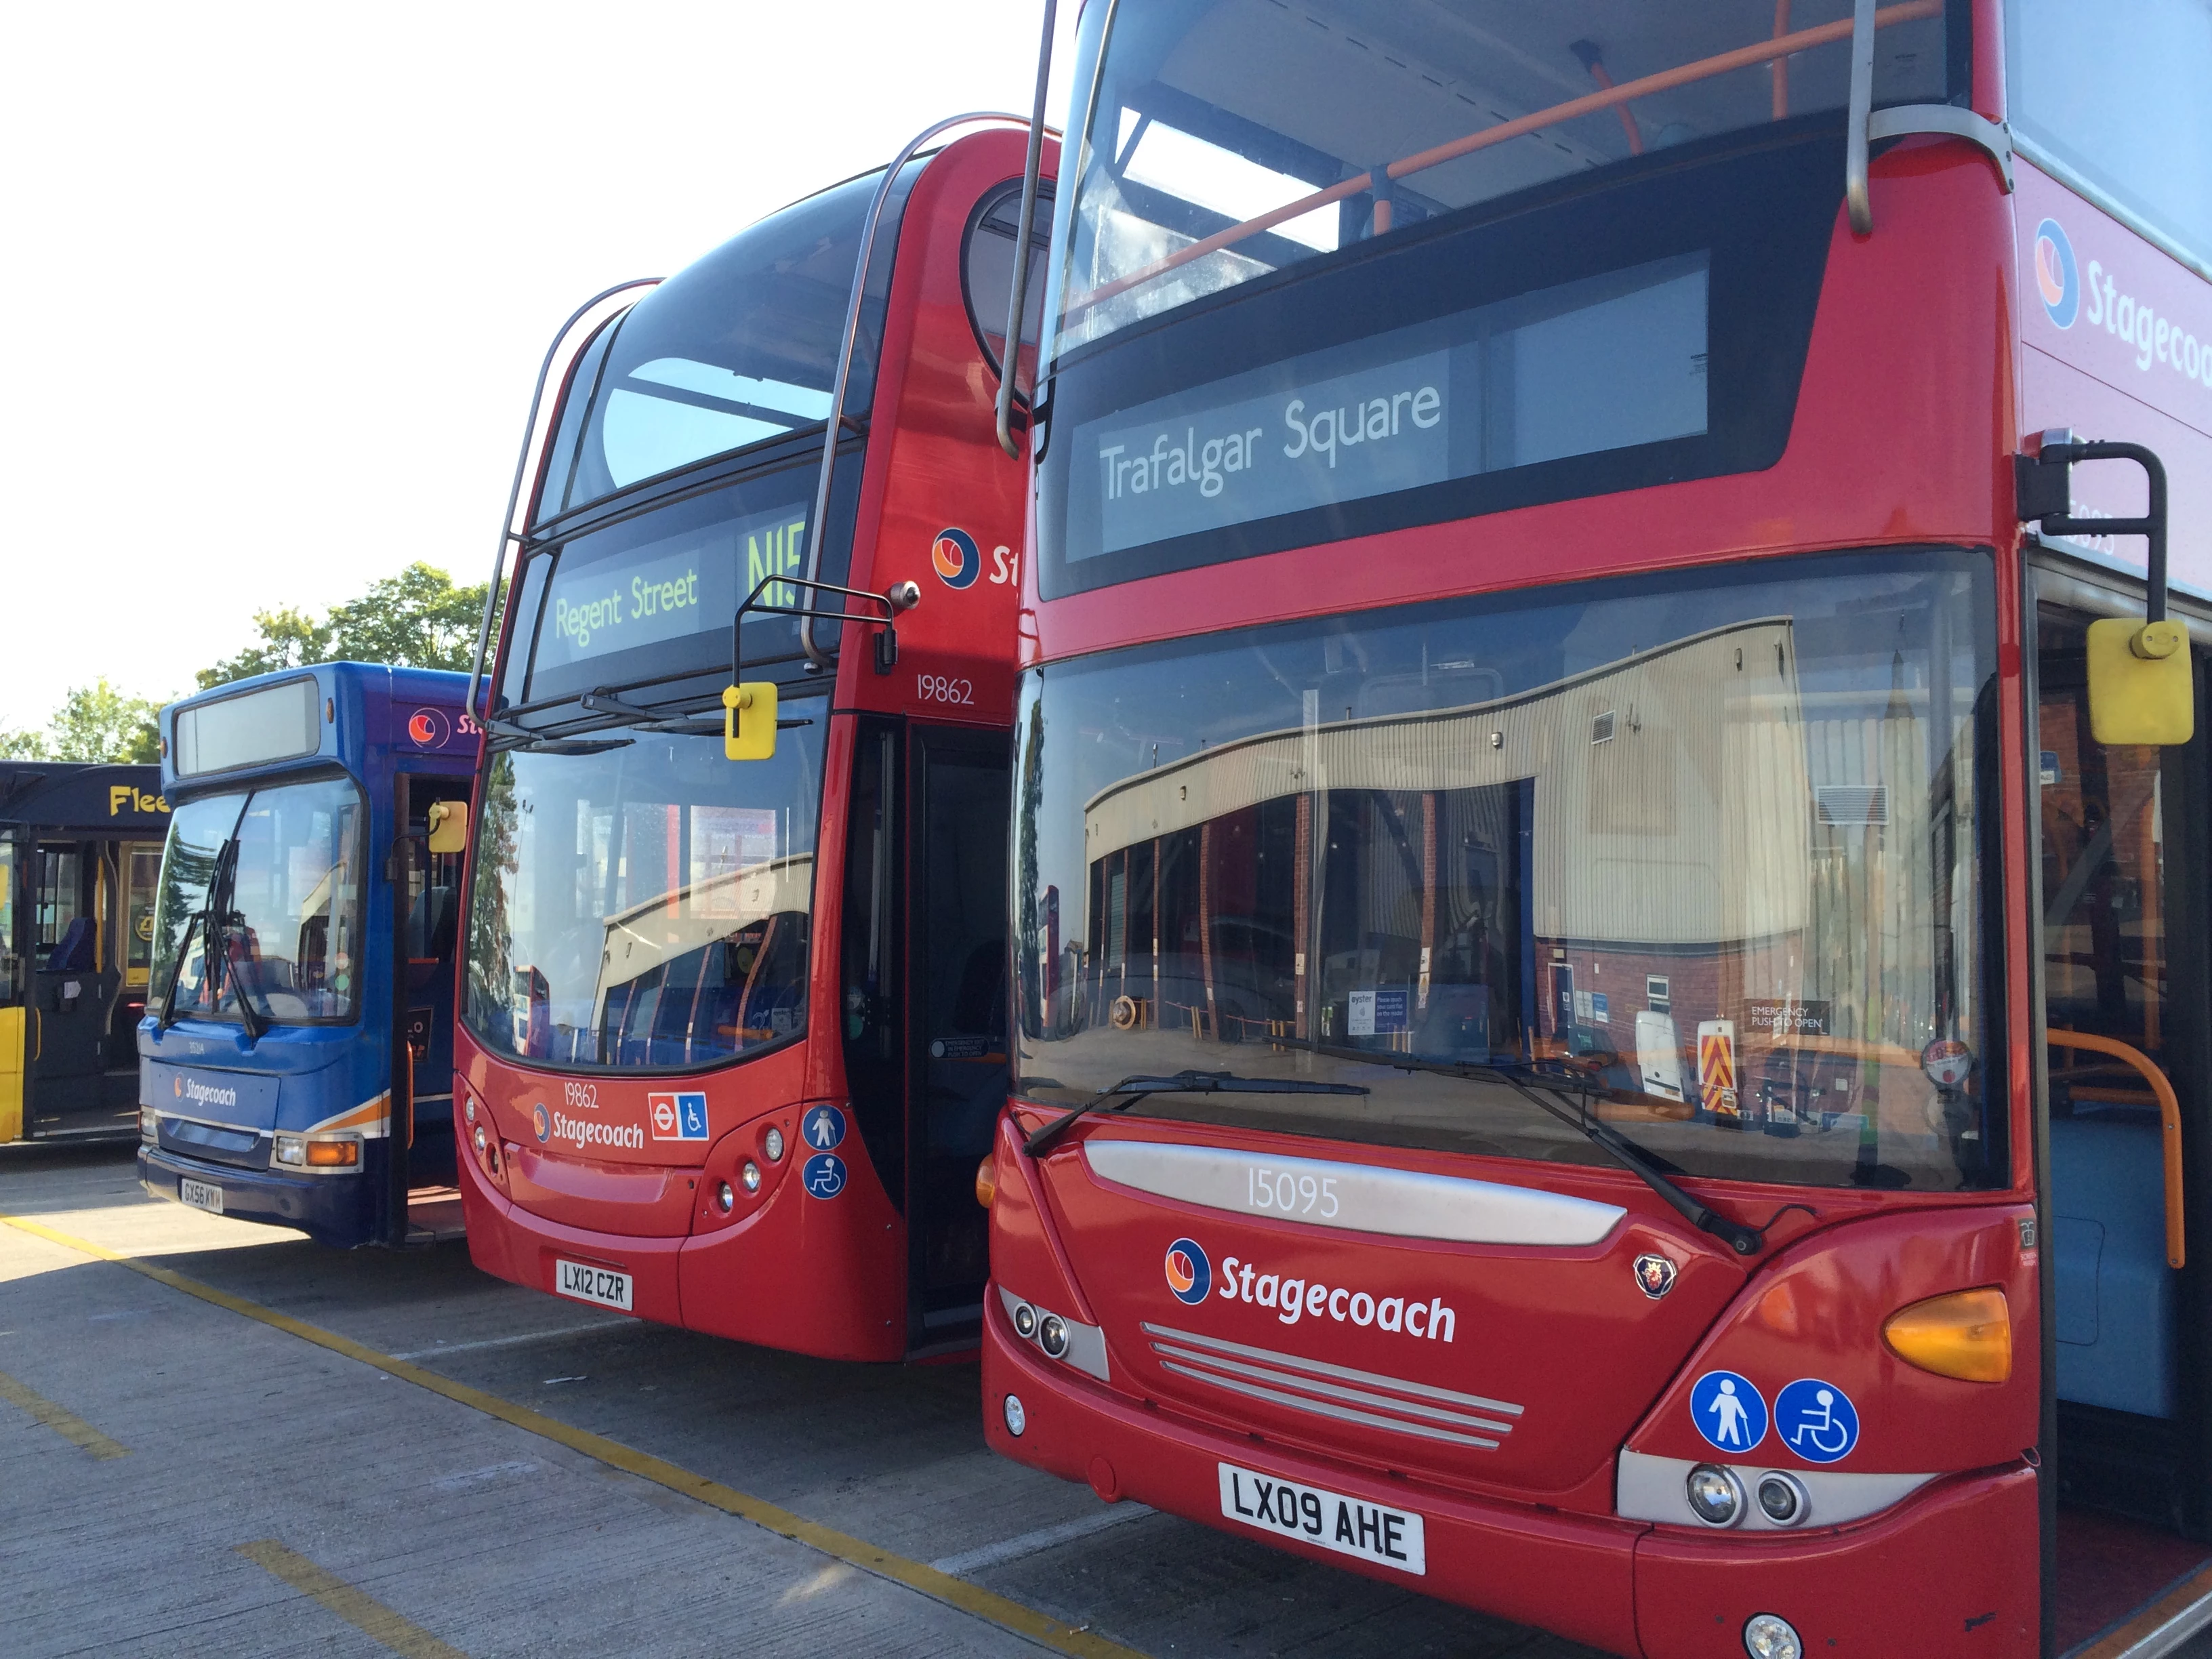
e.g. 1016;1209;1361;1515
2034;218;2079;329
1164;1237;1210;1305
407;708;451;749
932;527;981;590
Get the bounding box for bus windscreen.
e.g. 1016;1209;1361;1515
1012;549;2005;1193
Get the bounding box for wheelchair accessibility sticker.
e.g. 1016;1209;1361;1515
802;1153;848;1200
1689;1370;1767;1453
1774;1378;1859;1464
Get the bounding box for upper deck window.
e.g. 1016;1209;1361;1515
1050;0;1959;356
535;164;920;525
2008;0;2212;273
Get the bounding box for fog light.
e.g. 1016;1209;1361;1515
716;1181;735;1214
1011;1300;1037;1340
1756;1471;1807;1525
1002;1393;1026;1436
764;1126;784;1161
274;1134;304;1166
304;1137;359;1168
1039;1313;1069;1357
741;1161;761;1193
1743;1613;1803;1659
1686;1463;1744;1527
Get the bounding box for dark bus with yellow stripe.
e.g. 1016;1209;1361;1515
0;761;171;1143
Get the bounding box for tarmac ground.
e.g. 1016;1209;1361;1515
7;1144;2209;1659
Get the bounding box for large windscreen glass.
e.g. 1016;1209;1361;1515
1014;550;2005;1191
152;777;366;1026
535;164;918;525
1050;0;1960;354
463;713;825;1071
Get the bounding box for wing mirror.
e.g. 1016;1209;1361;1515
722;577;918;763
2017;433;2193;746
722;682;779;762
426;800;469;854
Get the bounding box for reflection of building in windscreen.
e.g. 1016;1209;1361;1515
510;852;811;1067
1074;617;1961;1134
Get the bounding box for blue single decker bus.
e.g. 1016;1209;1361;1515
137;663;478;1246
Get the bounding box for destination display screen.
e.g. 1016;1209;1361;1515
172;677;321;779
1063;253;1707;566
523;487;813;697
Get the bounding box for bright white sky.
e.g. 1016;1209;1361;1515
0;1;1077;725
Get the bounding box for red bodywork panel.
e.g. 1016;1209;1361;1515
456;128;1057;1362
987;69;2058;1652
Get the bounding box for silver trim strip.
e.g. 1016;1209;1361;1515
1615;1449;1934;1530
1142;1322;1523;1417
2015;137;2212;289
2108;1577;2212;1659
1086;1141;1624;1246
1158;1361;1501;1449
1150;1340;1515;1436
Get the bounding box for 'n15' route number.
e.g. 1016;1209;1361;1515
917;675;973;705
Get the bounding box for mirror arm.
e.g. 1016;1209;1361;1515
729;577;920;684
2017;432;2173;642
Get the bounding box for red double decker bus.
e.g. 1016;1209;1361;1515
984;3;2212;1654
452;121;1057;1361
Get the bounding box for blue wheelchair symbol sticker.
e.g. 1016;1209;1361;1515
801;1104;846;1153
1689;1370;1767;1454
1774;1378;1859;1464
802;1153;848;1200
676;1092;709;1140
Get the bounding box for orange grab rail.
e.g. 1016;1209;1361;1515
1071;0;1943;315
2049;1029;2185;1269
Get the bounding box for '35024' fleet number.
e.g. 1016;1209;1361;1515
916;675;973;705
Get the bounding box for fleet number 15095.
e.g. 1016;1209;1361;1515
1248;1166;1338;1218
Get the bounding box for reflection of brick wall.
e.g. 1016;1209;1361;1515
1536;940;1733;1049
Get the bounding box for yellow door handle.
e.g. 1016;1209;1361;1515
2049;1029;2184;1269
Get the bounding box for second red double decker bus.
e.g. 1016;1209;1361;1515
985;2;2212;1655
453;123;1055;1360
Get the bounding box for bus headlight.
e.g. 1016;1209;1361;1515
140;1109;159;1143
1686;1464;1744;1527
275;1134;305;1166
1743;1614;1803;1659
472;1125;489;1158
741;1161;761;1193
1038;1313;1069;1357
763;1126;784;1162
1755;1472;1807;1525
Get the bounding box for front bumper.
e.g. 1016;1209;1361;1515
138;1145;381;1246
980;1288;2038;1658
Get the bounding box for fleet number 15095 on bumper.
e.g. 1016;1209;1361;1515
554;1259;634;1312
1218;1460;1425;1575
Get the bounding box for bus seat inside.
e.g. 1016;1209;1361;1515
46;916;95;973
2052;1109;2176;1419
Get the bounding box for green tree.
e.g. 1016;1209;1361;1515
0;680;163;762
197;563;493;691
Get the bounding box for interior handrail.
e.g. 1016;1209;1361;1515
1068;0;1941;318
2049;1028;2184;1269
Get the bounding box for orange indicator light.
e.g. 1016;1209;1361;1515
975;1156;998;1210
1883;1287;2011;1382
304;1139;361;1168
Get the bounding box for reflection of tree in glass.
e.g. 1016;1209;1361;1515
464;755;521;1042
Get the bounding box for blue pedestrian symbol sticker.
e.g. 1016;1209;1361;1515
1774;1378;1859;1464
1689;1370;1767;1454
801;1104;846;1153
802;1153;848;1200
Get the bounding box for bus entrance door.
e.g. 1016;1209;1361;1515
908;727;1012;1353
390;773;468;1242
2036;597;2212;1643
26;838;132;1138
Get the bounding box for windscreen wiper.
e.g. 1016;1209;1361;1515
1316;1045;1767;1257
1024;1069;1370;1158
